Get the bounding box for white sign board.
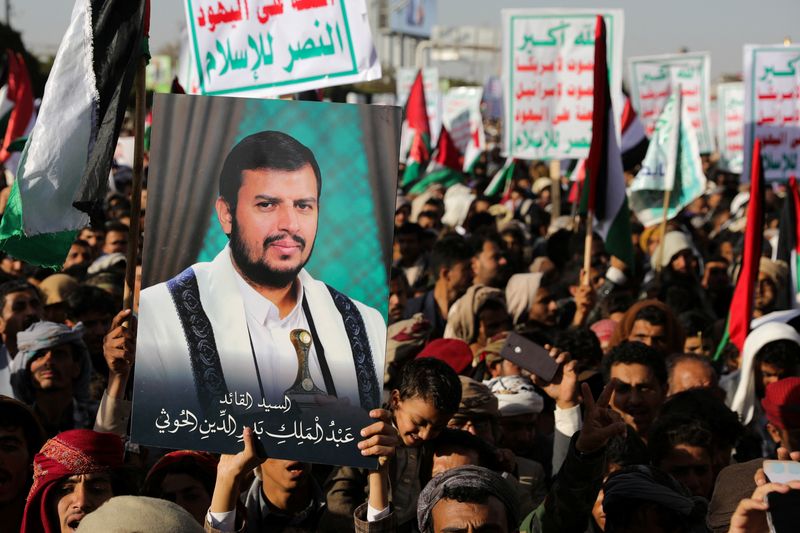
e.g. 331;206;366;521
628;52;713;153
442;87;485;170
743;45;800;181
717;82;745;174
184;0;381;97
502;8;625;160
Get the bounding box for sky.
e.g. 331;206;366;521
8;0;800;81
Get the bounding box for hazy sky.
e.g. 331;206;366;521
9;0;800;80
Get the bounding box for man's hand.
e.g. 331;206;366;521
211;427;267;514
609;255;627;272
103;309;136;398
728;481;800;533
754;447;800;486
575;380;626;454
363;410;398;515
359;409;400;467
532;345;578;409
572;284;596;326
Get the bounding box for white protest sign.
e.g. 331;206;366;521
628;52;713;153
442;87;485;170
114;137;135;167
717;82;744;174
629;89;706;227
502;8;624;160
184;0;381;97
743;45;800;181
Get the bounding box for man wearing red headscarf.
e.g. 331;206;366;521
20;429;126;533
763;377;800;453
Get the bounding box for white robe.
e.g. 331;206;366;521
133;247;386;420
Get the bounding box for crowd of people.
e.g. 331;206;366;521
0;120;799;533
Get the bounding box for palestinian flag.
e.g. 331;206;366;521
484;157;516;197
776;175;800;309
464;121;485;173
144;110;153;152
409;126;464;195
713;139;765;360
400;70;431;189
578;16;634;268
0;50;34;164
620;91;649;171
0;0;146;269
569;93;649;204
568;159;586;204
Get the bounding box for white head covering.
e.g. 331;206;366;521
730;321;800;425
505;273;543;325
484;375;544;417
651;231;694;270
444;285;505;343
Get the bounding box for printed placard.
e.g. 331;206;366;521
131;94;399;468
502;8;624;159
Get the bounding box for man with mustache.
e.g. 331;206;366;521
20;429;129;533
135;131;386;423
10;321;95;437
0;280;43;397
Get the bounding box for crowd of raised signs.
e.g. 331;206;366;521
1;126;800;533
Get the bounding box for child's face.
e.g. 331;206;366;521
391;390;451;447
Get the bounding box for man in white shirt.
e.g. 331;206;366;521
134;131;386;432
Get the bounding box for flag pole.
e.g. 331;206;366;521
654;186;672;276
549;160;561;219
583;209;594;286
123;56;147;312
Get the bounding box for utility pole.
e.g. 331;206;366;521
5;0;10;26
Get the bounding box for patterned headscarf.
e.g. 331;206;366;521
417;465;519;533
21;430;124;533
608;299;684;356
444;285;505;344
11;321;91;404
143;450;219;498
456;376;499;418
485;375;545;417
603;465;708;533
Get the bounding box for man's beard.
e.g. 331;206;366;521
229;217;312;289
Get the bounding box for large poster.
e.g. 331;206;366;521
131;94;400;469
388;0;437;38
146;55;174;93
183;0;381;97
744;44;800;181
628;52;713;153
502;8;625;160
717;82;745;174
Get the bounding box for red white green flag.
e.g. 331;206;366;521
714;139;765;360
776;175;800;309
409;126;464;195
0;0;146;268
0;50;34;164
484;158;516;198
578;15;634;268
400;70;431;189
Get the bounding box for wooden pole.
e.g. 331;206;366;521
123;57;147;312
549;160;561;219
654;187;672;276
583;209;594;286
